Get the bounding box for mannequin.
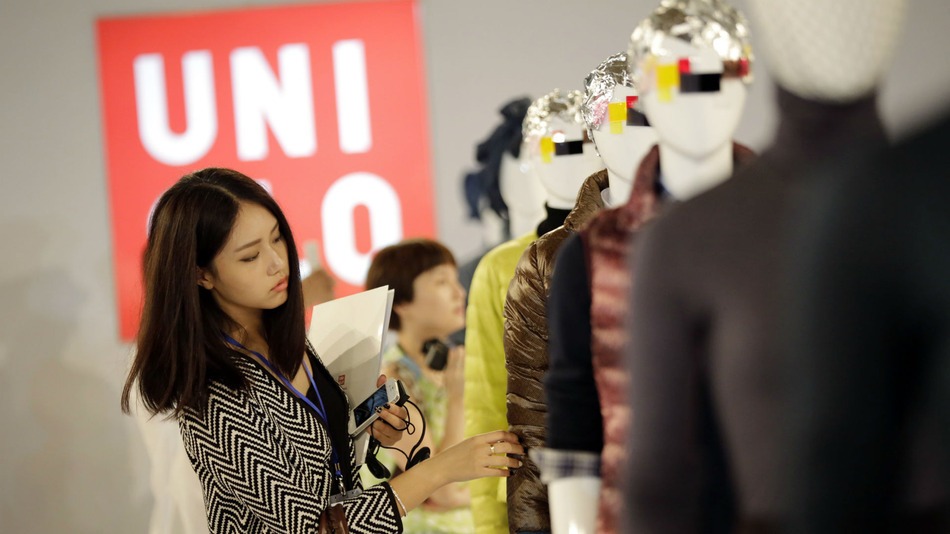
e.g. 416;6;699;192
537;52;656;534
134;395;208;534
466;96;538;249
466;90;599;534
785;114;950;533
554;5;758;528
590;83;657;207
500;148;546;238
522;89;604;211
477;206;507;254
623;0;906;532
629;0;753;201
502;89;604;534
743;0;948;531
456;97;534;349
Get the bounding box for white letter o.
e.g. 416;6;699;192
321;172;403;285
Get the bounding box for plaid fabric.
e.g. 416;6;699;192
528;448;601;483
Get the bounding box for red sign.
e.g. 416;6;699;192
97;0;433;340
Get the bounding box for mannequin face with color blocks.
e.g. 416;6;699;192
534;117;603;209
640;46;747;161
629;0;754;200
583;52;655;205
522;89;604;210
589;85;656;205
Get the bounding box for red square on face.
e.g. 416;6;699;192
626;95;638;108
97;1;433;340
678;58;691;73
738;57;750;77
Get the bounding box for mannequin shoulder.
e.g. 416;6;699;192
529;227;572;273
481;234;536;272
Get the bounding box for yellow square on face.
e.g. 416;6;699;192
610;122;623;134
656;63;679;102
540;136;554;163
608;101;626;122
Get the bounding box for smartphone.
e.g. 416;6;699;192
349;378;408;437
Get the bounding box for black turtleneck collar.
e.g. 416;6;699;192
770;86;888;167
536;204;572;236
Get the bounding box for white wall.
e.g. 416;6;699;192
0;0;947;531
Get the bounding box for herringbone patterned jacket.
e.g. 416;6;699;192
179;352;403;533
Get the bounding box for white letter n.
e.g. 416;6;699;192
231;44;316;161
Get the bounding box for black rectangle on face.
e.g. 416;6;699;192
554;140;584;156
679;73;721;93
627;108;650;127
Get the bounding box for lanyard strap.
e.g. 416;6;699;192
222;334;345;487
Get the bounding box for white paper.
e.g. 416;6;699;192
308;286;397;465
309;286;393;410
352;433;371;468
380;289;395;355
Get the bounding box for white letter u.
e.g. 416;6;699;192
133;51;217;166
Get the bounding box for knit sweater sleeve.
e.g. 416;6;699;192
180;381;403;534
545;233;603;453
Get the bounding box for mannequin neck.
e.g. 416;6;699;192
605;168;632;207
509;206;545;238
536;204;572;236
544;189;578;210
479;208;507;248
772;86;886;163
658;142;733;201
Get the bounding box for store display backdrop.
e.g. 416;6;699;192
97;0;433;340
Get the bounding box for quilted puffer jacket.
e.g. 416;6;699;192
465;231;538;534
502;168;609;533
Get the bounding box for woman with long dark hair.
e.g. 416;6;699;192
122;168;522;533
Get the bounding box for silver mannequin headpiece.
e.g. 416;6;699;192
582;53;640;134
628;0;754;94
522;89;587;158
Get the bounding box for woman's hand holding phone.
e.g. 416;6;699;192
369;374;409;447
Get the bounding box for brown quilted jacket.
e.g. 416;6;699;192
502;169;609;533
